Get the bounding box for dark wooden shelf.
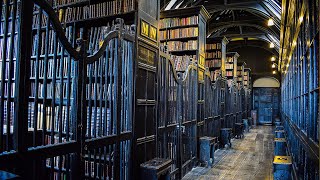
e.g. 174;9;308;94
64;11;136;27
206;49;221;52
168;49;197;55
159;24;198;30
209;67;221;70
54;0;89;9
32;11;136;30
205;58;221;60
160;36;197;42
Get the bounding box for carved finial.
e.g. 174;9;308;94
115;18;124;31
130;25;136;35
76;38;83;53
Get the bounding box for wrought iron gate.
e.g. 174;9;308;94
158;51;197;179
0;1;135;179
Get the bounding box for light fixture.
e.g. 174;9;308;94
299;16;303;23
272;63;276;68
273;70;276;74
271;57;276;61
269;42;275;48
286;64;289;67
268;18;274;26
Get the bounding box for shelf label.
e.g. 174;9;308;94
141;20;149;37
150;26;157;41
138;45;156;66
140;19;157;42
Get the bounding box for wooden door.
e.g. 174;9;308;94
253;88;280;124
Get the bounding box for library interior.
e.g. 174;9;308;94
0;0;319;179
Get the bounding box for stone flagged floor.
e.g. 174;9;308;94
183;126;274;180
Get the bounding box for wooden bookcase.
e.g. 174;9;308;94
205;37;229;82
225;52;239;80
236;62;245;87
159;6;210;72
243;68;251;88
17;0;161;179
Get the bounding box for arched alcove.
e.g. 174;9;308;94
253;77;280;88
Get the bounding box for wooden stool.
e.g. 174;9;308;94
140;158;172;180
234;123;244;139
242;119;249;132
199;136;217;167
220;128;232;148
273;156;292;180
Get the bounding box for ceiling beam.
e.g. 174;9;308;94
208;20;279;41
227;41;279;56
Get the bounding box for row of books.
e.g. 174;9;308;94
237;77;243;82
85;83;112;100
160;27;198;39
226;71;233;77
86;60;113;77
56;0;134;24
85;160;113;178
206;43;222;50
237;71;242;76
0;18;19;34
0;1;16;137
1;82;15;98
205;51;221;59
159;16;199;29
225;64;233;69
88;26;109;54
46;154;68;170
32;12;49;29
244;76;248;81
205;59;221;68
45;135;68;146
2;100;14;134
86;107;112;137
0;35;18;60
30;58;75;79
28;103;73;132
26;104;113;137
30;81;74;99
51;0;87;6
1;2;20;21
163;40;197;51
226;56;235;63
171;55;195;71
0;60;16;80
87;24;132;53
31;27;74;56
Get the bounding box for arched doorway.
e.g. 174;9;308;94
253;77;280;124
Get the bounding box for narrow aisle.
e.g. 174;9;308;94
183;126;274;180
